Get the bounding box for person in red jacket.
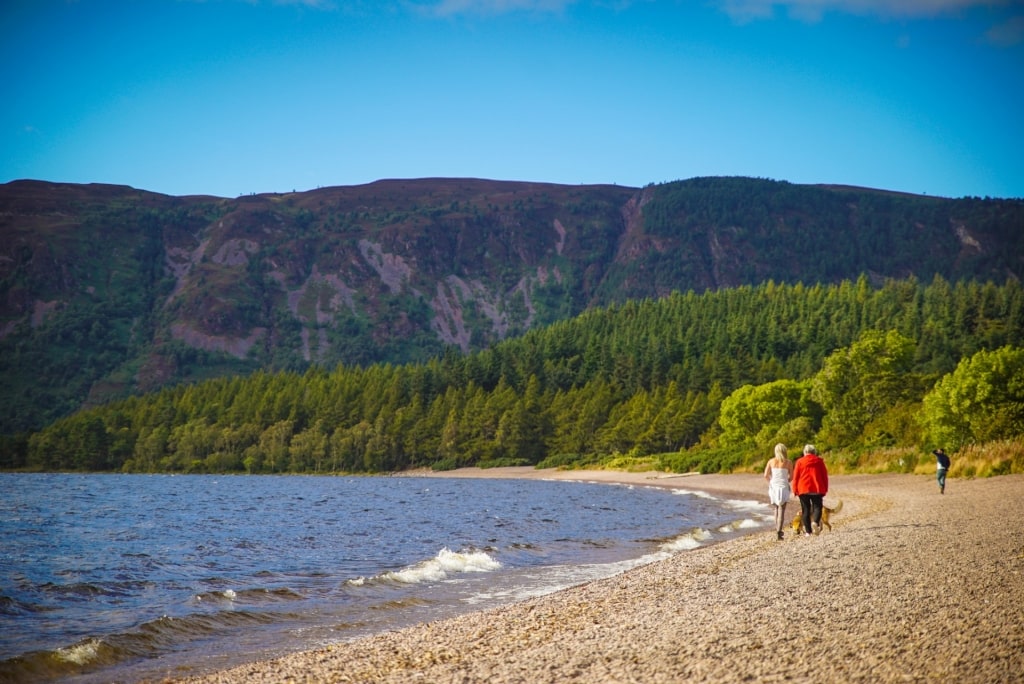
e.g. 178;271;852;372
791;444;829;536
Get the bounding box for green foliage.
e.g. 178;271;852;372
861;402;925;448
476;457;533;468
641;178;1024;290
535;452;602;469
773;416;817;451
811;330;921;447
938;439;1024;477
430;457;460;472
921;346;1024;449
598;455;661;472
717;379;820;450
11;276;1024;474
657;446;746;475
3;178;1023;446
828;446;921;474
0;192;231;434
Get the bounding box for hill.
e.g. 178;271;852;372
1;176;1021;435
18;278;1024;474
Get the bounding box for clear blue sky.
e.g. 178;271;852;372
3;0;1022;199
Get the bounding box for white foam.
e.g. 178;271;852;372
722;497;767;512
673;488;718;500
55;639;101;665
660;527;713;552
716;517;762;533
676;489;773;527
383;548;501;584
464;555;657;605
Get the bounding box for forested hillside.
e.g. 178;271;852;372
1;177;1021;438
12;276;1023;475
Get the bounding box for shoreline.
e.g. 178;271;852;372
396;466;785;504
174;469;1024;683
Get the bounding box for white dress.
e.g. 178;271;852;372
768;466;791;506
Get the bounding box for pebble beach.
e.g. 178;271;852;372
173;468;1024;684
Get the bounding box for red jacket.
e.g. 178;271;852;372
792;454;828;496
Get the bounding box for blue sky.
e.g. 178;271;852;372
2;1;1022;199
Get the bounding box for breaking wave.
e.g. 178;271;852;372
1;473;769;683
349;548;502;586
0;609;282;683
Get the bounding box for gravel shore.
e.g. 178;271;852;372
175;469;1024;684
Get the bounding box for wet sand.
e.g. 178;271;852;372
173;468;1024;683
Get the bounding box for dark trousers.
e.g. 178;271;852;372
799;493;823;534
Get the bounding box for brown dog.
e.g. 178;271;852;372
791;499;843;535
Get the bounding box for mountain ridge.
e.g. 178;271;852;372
1;175;1021;435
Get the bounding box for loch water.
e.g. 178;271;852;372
0;473;768;683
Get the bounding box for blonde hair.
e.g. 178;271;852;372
803;444;818;456
774;443;788;460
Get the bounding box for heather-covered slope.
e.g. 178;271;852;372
1;176;1021;435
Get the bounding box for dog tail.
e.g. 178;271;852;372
831;499;843;515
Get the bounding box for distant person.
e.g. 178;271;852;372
933;448;951;494
763;443;793;540
791;444;829;536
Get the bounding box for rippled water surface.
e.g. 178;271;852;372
0;473;767;682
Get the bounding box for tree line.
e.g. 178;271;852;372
8;275;1024;474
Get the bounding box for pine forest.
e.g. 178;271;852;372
9;274;1024;476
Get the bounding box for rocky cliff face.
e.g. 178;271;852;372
1;176;1020;433
149;178;637;363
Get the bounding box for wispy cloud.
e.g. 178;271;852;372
715;0;1021;23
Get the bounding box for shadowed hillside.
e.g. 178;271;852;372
1;176;1021;435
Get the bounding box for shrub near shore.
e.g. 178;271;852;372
627;438;1024;478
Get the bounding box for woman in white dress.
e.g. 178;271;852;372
763;443;793;540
